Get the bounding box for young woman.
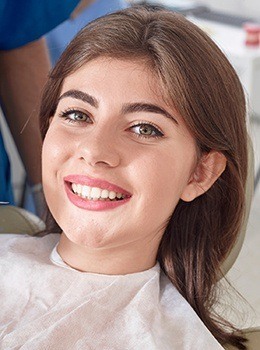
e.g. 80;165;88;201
0;6;249;349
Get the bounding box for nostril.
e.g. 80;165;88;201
80;154;120;168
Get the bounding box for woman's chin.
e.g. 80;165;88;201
62;229;119;250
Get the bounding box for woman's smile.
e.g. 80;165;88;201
64;174;132;211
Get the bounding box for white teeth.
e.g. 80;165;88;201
108;191;116;200
76;184;82;194
101;189;109;199
81;185;90;198
90;187;101;199
72;183;77;193
71;183;126;201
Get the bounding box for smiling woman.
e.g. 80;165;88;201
43;58;202;256
0;5;249;350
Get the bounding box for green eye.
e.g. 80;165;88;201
139;125;154;135
59;109;92;124
67;111;88;121
131;123;163;138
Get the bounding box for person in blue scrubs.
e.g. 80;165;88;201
0;0;81;207
47;0;128;65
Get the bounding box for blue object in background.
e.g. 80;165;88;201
0;132;14;204
46;0;129;65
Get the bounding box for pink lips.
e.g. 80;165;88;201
64;174;131;211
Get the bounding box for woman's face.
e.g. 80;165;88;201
42;58;198;249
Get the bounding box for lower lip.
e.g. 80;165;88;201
64;182;131;211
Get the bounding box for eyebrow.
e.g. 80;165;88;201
58;89;178;124
58;89;98;108
122;103;178;124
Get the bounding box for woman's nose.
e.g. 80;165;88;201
78;125;121;168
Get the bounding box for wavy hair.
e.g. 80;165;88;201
39;6;248;349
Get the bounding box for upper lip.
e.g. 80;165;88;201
64;174;132;196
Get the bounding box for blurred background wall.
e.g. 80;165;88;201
199;0;260;20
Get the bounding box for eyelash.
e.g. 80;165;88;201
58;108;92;124
58;108;164;139
129;122;164;139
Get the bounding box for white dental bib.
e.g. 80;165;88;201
0;233;224;349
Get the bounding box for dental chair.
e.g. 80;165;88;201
0;141;259;349
0;205;45;235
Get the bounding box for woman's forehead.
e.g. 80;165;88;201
60;57;166;103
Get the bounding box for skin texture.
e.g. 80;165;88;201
42;58;226;274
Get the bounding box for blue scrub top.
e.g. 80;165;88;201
0;0;80;204
0;0;80;49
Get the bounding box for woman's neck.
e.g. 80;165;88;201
57;232;158;275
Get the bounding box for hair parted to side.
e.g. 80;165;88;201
40;6;248;349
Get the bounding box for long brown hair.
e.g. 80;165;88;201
40;6;248;349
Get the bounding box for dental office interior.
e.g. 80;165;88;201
0;0;259;330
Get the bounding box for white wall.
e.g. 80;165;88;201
199;0;260;20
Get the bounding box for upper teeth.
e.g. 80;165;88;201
71;183;125;200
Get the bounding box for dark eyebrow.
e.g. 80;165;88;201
122;103;178;124
58;89;98;108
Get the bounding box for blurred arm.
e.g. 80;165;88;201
0;37;50;185
70;0;95;19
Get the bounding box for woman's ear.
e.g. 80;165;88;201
181;151;227;202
